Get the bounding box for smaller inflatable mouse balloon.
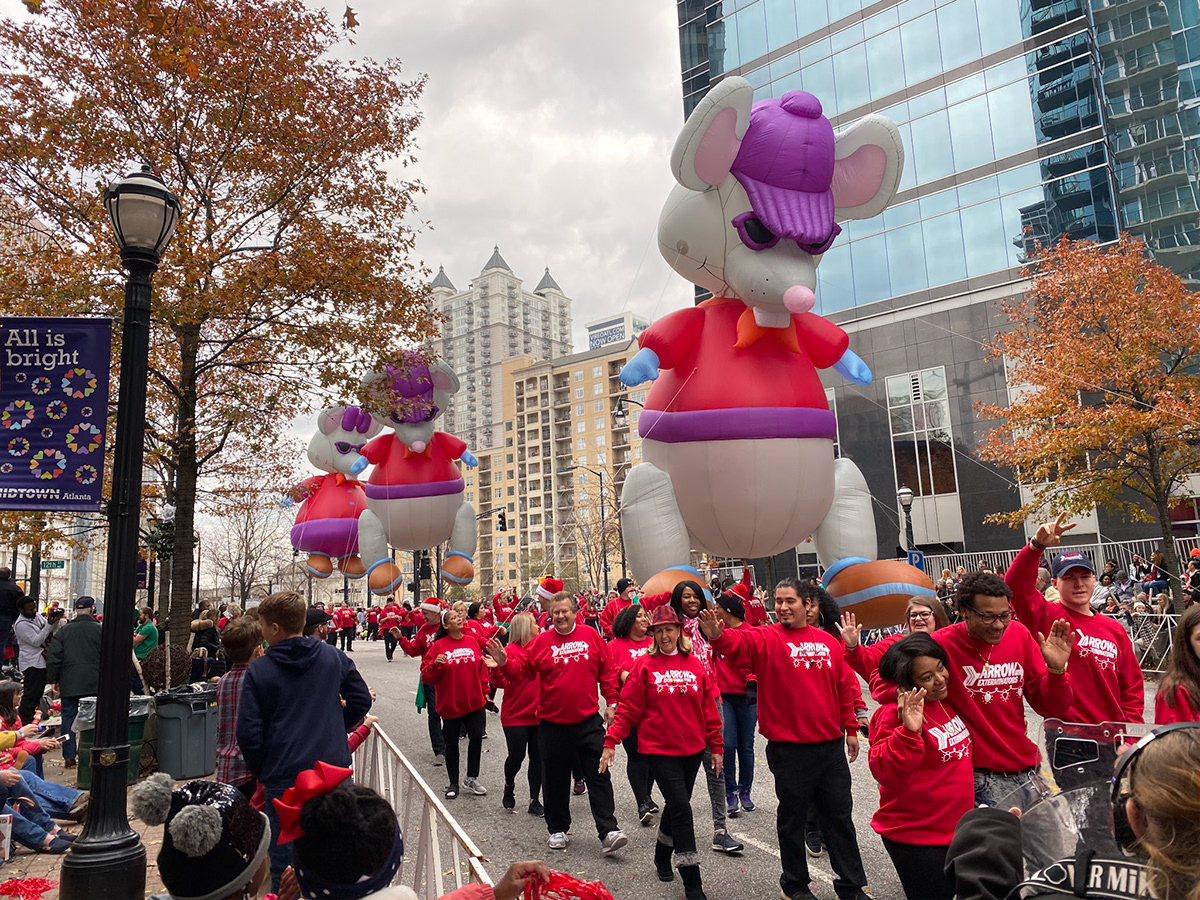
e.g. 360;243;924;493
350;352;480;594
289;406;382;579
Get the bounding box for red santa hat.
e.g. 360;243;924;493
537;577;564;602
419;598;443;615
727;581;751;601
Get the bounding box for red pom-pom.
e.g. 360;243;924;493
524;871;613;900
0;877;58;900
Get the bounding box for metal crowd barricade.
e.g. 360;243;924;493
1129;612;1177;673
353;723;492;898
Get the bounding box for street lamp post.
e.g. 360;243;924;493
60;165;179;900
557;465;609;593
897;486;916;557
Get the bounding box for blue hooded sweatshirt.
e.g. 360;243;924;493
236;635;372;792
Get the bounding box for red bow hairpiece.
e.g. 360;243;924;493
272;761;352;844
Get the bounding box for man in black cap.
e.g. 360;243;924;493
303;607;333;642
46;596;102;768
600;578;637;640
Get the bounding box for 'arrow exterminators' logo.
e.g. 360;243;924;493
962;661;1024;704
651;668;700;694
443;647;478;665
927;714;972;762
1076;633;1119;672
550;640;590;665
786;641;833;670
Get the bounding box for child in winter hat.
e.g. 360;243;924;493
132;772;270;900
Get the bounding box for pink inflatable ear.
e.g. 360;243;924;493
317;407;343;435
831;115;905;221
671;76;754;192
429;361;460;394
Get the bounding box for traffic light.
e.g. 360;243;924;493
418;551;432;580
498;510;507;532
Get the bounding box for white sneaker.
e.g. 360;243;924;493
463;777;487;796
548;832;568;850
600;830;628;855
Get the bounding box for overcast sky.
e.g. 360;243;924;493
333;0;694;347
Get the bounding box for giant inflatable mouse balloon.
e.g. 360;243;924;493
349;352;479;595
620;77;913;616
288;406;382;578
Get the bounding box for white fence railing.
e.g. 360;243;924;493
353;723;491;898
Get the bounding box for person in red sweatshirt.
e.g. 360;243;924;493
607;604;658;824
935;571;1075;808
491;590;518;628
600;578;637;639
421;607;489;800
485;592;627;856
388;600;447;766
379;600;402;662
602;605;721;900
532;576;563;632
365;605;380;641
712;592;757;820
839;596;951;701
486;612;544;816
1006;514;1145;723
869;633;973;900
1155;605;1200;724
698;576;868;900
727;564;768;627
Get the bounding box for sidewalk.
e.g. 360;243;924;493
1;748;169;899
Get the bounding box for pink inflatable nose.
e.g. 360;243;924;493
410;440;426;453
783;285;816;314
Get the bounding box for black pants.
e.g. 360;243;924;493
18;667;45;726
881;837;953;900
367;622;378;640
766;739;867;899
325;627;338;645
401;625;414;639
339;626;354;651
383;630;398;660
503;723;542;800
423;681;445;756
622;728;655;808
648;752;703;867
442;709;484;789
539;714;618;839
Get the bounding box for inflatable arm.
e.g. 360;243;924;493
620;306;706;386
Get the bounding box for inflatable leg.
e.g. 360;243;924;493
305;553;334;578
440;502;477;585
621;462;694;592
812;458;878;569
337;555;367;578
359;510;403;595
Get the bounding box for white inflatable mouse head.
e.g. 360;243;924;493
307;406;383;477
659;77;904;326
362;350;460;452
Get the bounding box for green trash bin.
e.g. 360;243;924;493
74;696;153;790
154;686;218;780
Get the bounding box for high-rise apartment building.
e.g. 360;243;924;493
675;0;1198;558
433;247;573;452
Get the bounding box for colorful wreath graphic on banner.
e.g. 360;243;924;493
0;464;11;475
44;401;67;420
12;373;25;384
65;423;102;454
1;401;35;431
40;428;53;439
6;437;30;457
30;376;52;396
81;406;93;418
61;368;97;399
29;448;66;479
75;465;98;485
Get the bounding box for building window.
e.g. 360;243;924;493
592;365;602;377
577;438;586;450
466;492;473;502
506;421;513;431
506;453;513;464
466;476;473;486
580;490;589;502
634;445;643;460
1170;499;1200;537
594;417;604;430
594;399;604;412
886;367;957;497
508;553;516;563
575;387;584;399
507;486;515;496
593;383;603;395
495;488;503;499
508;569;517;579
495;537;504;549
574;370;583;382
577;472;588;485
596;451;607;465
577;455;587;466
577;421;586;433
575;403;585;415
508;502;515;513
508;535;515;546
595;434;606;448
506;437;513;447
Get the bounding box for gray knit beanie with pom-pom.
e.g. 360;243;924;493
131;777;270;900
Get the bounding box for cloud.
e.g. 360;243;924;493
340;0;697;343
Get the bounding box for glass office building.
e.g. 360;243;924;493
674;0;1200;556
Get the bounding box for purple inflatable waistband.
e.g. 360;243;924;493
637;407;836;443
364;478;465;500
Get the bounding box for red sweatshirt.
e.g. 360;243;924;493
868;699;973;845
935;621;1073;771
379;607;401;632
399;622;439;660
711;623;857;743
1154;683;1199;724
1005;543;1144;723
420;634;488;720
488;643;540;727
744;595;769;627
500;623;618;724
846;632;905;702
608;634;653;698
464;619;500;645
600;597;633;639
605;651;722;756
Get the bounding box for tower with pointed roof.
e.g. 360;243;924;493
430;246;573;454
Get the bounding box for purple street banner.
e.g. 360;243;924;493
0;317;113;512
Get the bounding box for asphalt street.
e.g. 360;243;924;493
348;636;1158;900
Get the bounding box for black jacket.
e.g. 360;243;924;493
0;579;24;620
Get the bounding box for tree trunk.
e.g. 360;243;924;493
1145;435;1185;612
169;324;200;645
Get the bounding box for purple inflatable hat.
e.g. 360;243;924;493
384;351;437;424
729;91;841;253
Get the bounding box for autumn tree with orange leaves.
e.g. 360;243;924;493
0;0;435;642
977;235;1200;609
